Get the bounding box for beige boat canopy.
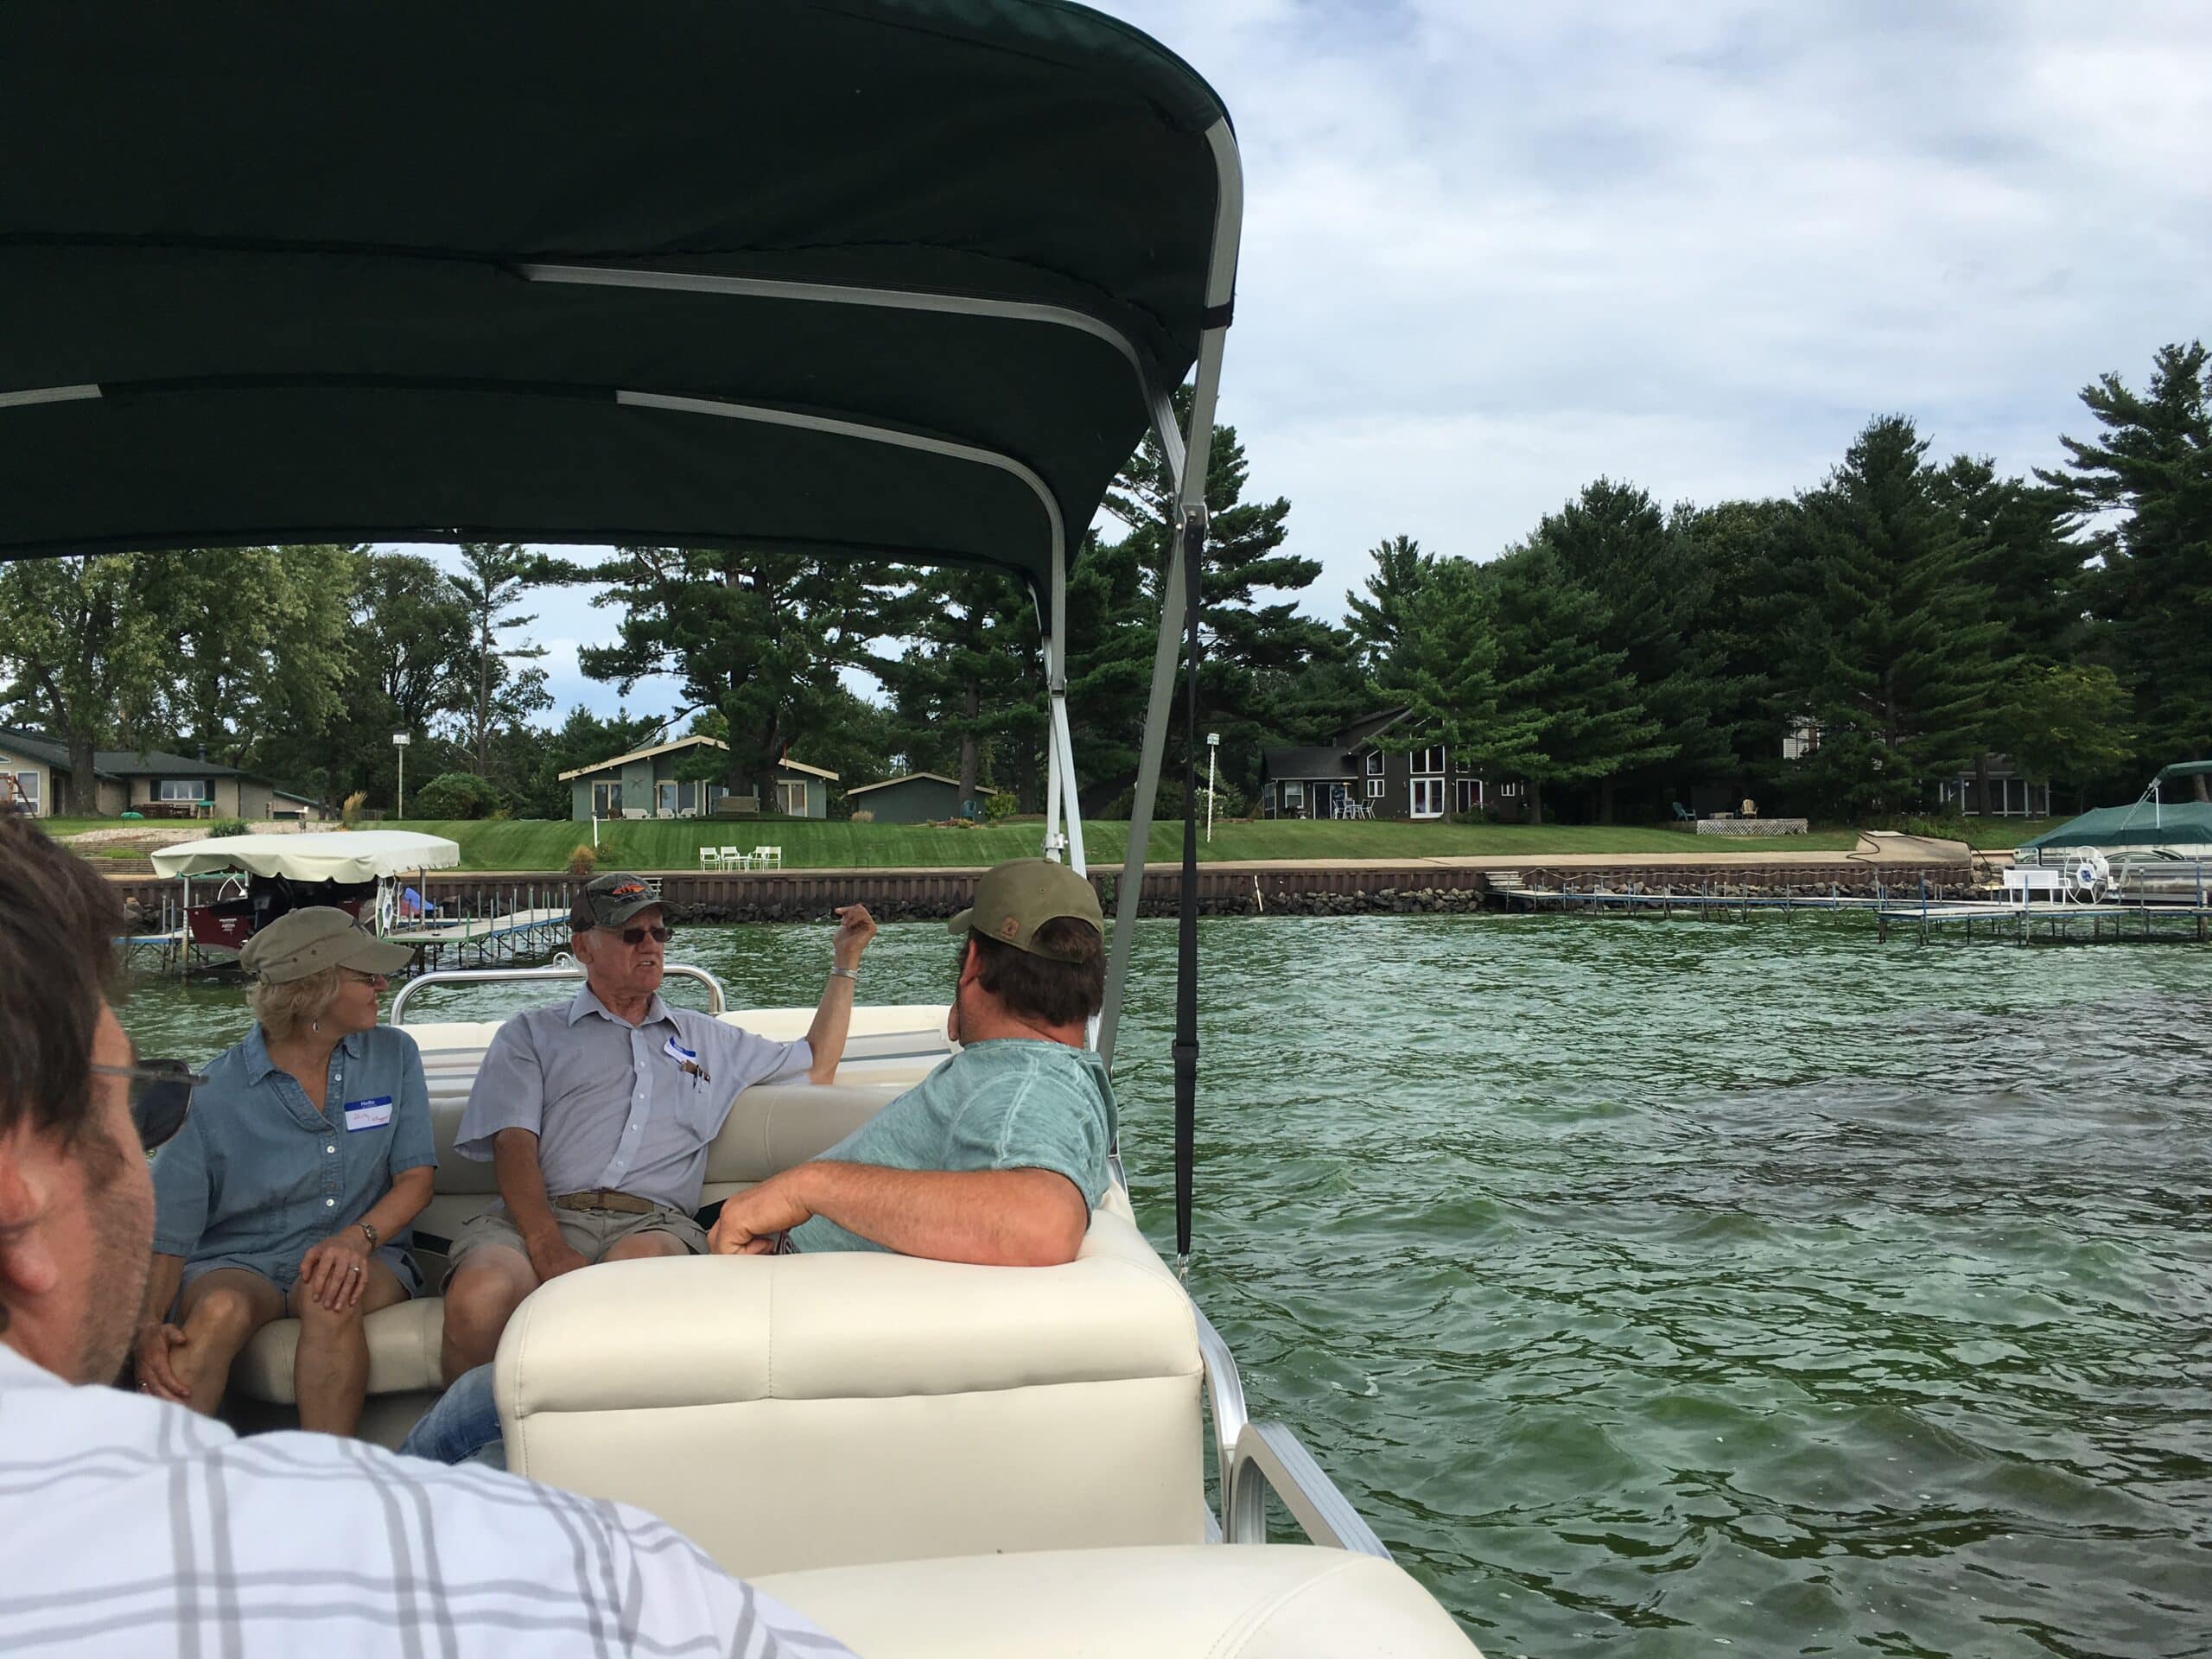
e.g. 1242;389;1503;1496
150;830;461;883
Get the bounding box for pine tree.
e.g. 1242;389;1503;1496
1777;416;2006;817
1484;543;1667;823
1344;535;1434;682
2043;340;2212;792
1532;480;1739;819
1376;556;1541;820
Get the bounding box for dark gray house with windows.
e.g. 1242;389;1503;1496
1258;709;1487;822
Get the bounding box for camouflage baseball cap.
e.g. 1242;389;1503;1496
570;871;663;931
948;858;1103;960
239;906;414;983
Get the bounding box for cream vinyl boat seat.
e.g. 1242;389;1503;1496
493;1201;1199;1576
756;1546;1481;1658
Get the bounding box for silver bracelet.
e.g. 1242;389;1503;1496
829;966;858;981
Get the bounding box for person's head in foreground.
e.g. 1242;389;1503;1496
945;855;1107;1044
569;870;669;1005
0;815;155;1385
0;818;849;1656
240;906;412;1046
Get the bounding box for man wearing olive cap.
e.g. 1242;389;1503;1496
399;858;1110;1466
708;856;1117;1264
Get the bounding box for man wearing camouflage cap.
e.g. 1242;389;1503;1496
439;872;875;1378
708;856;1116;1265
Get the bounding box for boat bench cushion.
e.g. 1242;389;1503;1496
755;1546;1483;1658
496;1208;1204;1576
232;1079;906;1405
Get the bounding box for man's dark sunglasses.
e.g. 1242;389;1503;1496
609;924;673;946
92;1059;206;1152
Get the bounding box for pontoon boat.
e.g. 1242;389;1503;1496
4;3;1476;1649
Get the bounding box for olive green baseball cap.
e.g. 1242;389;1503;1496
570;871;662;931
949;858;1103;960
239;906;414;983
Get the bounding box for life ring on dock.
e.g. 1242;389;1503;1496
2067;848;2110;904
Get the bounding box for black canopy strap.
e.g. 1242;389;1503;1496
1173;506;1205;1273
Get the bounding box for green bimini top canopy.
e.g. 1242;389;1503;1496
0;1;1239;594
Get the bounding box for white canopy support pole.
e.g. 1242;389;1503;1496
1045;544;1087;875
1096;122;1242;1067
1053;693;1087;875
1044;682;1065;863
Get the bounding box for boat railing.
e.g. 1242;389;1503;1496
390;961;729;1023
1196;1306;1392;1557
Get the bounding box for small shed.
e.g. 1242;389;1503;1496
843;772;997;824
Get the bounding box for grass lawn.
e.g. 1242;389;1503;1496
333;814;2073;872
24;812;2074;873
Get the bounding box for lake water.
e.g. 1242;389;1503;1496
118;913;2212;1658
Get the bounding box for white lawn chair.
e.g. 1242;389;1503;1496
752;844;782;870
698;846;721;870
721;845;751;870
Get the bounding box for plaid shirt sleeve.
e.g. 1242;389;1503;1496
0;1349;855;1658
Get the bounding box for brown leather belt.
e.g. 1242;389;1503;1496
550;1189;659;1217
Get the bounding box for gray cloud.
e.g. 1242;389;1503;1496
1113;0;2211;613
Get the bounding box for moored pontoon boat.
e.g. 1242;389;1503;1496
2013;761;2212;902
3;3;1475;1649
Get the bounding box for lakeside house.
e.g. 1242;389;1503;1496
0;727;330;820
1787;721;2054;817
1260;709;1484;821
842;772;999;823
557;734;836;820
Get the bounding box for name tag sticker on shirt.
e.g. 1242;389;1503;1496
342;1096;394;1132
664;1036;711;1083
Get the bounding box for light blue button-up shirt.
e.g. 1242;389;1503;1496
452;987;812;1211
150;1024;437;1290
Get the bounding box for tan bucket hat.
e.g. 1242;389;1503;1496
239;906;415;983
949;858;1103;961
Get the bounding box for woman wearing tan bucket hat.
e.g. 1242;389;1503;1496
130;907;434;1434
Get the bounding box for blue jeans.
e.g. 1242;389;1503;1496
398;1363;505;1469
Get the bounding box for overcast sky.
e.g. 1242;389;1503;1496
422;0;2210;725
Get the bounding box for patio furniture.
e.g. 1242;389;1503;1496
1671;802;1695;823
698;846;721;870
720;845;750;870
751;844;783;869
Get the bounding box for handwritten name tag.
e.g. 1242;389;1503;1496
343;1096;393;1132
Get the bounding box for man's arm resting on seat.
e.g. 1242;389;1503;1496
709;1163;1087;1267
492;1128;588;1279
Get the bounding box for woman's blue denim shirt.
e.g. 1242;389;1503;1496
150;1023;436;1290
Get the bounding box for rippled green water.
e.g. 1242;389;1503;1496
118;914;2212;1658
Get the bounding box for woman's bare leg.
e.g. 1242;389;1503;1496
289;1260;408;1436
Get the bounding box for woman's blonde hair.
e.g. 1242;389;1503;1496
247;965;346;1043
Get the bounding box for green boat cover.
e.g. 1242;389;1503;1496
2018;798;2212;853
0;1;1236;592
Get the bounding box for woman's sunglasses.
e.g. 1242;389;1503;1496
91;1059;207;1153
609;925;674;946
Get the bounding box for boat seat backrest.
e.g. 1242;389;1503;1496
494;1207;1206;1577
233;1069;901;1414
410;1044;900;1245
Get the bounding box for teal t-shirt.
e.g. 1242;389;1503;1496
787;1038;1120;1254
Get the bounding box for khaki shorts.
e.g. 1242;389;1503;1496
446;1200;709;1282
